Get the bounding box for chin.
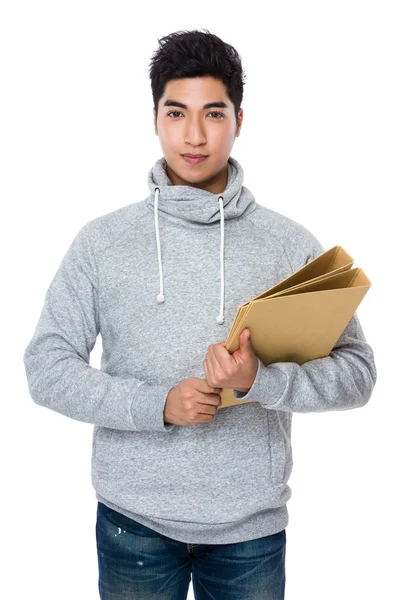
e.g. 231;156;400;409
173;158;211;176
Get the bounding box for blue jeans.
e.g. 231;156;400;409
96;501;286;599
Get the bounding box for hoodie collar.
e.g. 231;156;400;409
145;155;257;325
145;155;256;226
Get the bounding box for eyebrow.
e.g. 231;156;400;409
163;100;228;110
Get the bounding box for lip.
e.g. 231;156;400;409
182;154;208;165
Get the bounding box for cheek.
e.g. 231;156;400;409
158;128;172;147
210;127;236;152
211;124;232;140
158;123;179;146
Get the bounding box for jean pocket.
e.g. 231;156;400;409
97;502;160;538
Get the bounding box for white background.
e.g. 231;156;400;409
2;1;417;598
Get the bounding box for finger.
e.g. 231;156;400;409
210;344;232;373
203;359;215;388
196;376;221;394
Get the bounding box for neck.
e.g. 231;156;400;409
165;162;228;195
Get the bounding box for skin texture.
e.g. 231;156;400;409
203;329;258;394
153;76;258;413
153;76;242;194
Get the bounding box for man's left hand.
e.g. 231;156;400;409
203;329;258;393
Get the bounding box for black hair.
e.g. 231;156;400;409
148;28;246;123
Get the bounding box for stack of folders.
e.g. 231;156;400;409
219;245;372;409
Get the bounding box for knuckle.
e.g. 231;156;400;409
184;400;193;411
224;366;232;378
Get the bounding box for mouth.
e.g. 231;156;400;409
182;154;208;165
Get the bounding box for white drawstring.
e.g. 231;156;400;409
216;196;225;325
154;187;165;304
153;187;225;325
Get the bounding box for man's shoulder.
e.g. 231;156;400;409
249;203;325;269
250;203;323;248
250;203;310;237
79;200;149;252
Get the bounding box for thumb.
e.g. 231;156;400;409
240;328;251;347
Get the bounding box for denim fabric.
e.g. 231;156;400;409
96;502;286;600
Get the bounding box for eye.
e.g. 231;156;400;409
167;111;183;118
166;111;225;119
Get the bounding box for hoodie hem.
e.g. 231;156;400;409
95;491;289;545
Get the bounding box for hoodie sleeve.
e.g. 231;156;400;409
233;228;377;412
23;221;175;433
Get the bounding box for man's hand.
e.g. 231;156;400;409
164;378;222;426
203;328;258;393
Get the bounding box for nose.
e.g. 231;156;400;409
184;116;207;146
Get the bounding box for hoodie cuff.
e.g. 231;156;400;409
233;356;287;405
131;383;176;433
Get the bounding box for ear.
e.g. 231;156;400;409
235;108;243;137
153;107;158;136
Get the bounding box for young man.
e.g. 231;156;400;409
23;29;377;599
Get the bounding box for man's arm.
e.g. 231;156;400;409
233;227;377;412
233;311;377;412
23;221;175;433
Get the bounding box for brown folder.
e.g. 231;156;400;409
217;246;372;408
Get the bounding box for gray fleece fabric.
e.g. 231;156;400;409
23;155;377;544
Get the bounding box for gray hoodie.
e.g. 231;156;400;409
23;155;377;544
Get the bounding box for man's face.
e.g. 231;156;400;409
153;76;243;193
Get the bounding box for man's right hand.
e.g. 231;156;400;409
163;378;223;426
